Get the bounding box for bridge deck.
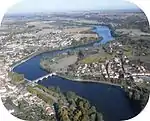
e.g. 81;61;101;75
33;73;56;83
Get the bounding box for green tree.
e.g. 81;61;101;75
96;112;103;121
66;91;76;100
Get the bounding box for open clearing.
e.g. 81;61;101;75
50;55;78;72
63;27;92;33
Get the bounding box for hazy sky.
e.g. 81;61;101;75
7;0;139;14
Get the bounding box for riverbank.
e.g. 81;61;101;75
11;37;102;71
40;53;122;88
11;50;47;71
57;74;121;87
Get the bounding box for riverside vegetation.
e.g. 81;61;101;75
27;85;104;121
8;72;104;121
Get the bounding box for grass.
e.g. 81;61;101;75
80;53;112;64
8;72;25;84
124;46;133;57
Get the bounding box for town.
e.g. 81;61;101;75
0;8;150;121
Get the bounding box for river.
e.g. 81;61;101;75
13;26;139;121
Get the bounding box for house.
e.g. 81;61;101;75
45;106;55;116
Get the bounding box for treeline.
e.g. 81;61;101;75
40;56;54;73
27;84;104;121
116;36;150;56
99;24;119;37
56;91;104;121
124;82;150;113
27;85;54;104
8;72;25;84
122;16;150;33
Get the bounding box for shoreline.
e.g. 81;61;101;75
11;37;102;71
57;74;121;87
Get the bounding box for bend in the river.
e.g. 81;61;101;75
13;26;139;121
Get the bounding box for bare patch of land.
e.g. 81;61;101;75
63;27;99;41
63;27;92;33
50;55;78;72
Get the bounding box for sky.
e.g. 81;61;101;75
7;0;139;14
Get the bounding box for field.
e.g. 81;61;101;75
50;55;78;72
63;27;91;33
80;53;112;64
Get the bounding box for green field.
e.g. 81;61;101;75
80;53;112;64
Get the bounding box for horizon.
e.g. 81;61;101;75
6;0;140;14
6;8;142;16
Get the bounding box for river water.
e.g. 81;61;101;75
14;26;139;121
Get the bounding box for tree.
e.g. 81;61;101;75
84;101;90;110
96;112;103;121
73;110;82;121
58;108;70;121
88;106;96;115
8;72;24;84
66;91;76;100
56;86;61;93
78;50;84;60
90;114;96;121
79;101;84;109
81;114;90;121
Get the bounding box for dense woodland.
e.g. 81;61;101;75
27;85;104;121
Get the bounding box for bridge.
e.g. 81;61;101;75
33;72;57;83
